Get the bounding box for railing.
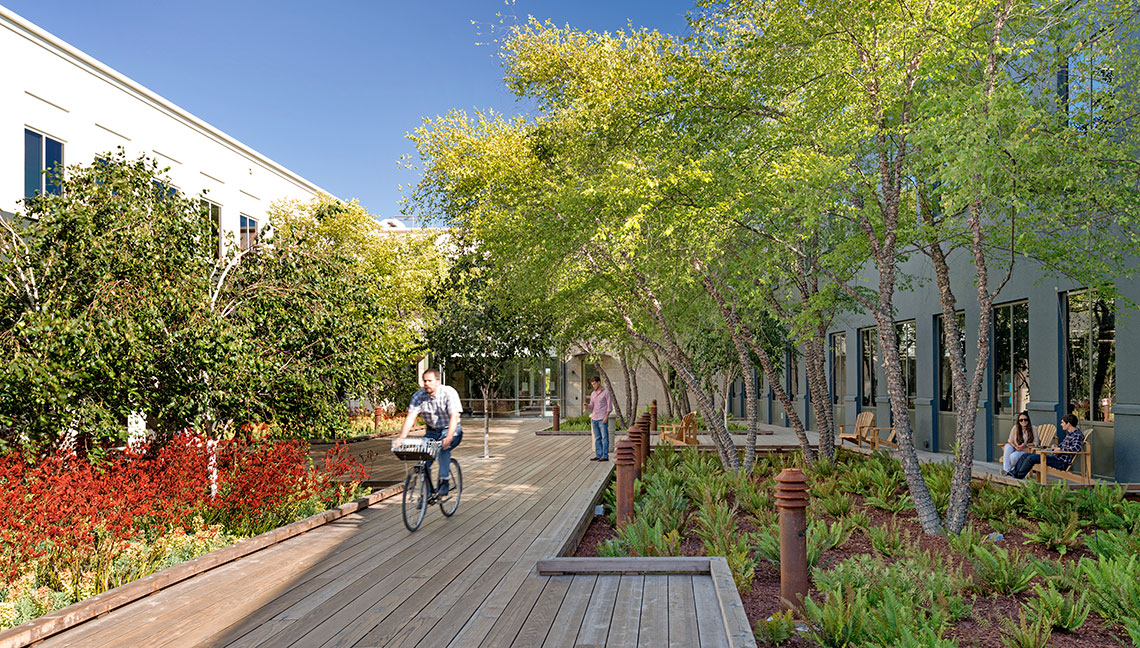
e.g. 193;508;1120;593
461;397;561;418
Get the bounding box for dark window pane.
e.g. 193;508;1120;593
831;332;846;405
938;313;965;412
860;328;878;408
44;137;63;195
24;129;42;198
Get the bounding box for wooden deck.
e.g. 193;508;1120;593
33;418;750;647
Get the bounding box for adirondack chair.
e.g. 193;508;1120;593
660;412;697;446
838;411;895;450
1032;428;1094;485
995;423;1056;459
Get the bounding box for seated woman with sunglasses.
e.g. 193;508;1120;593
1001;411;1038;476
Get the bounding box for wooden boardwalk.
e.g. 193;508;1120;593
34;419;749;647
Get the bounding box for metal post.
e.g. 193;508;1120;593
774;468;810;610
615;440;636;527
650;399;657;434
635;419;649;474
552;404;560;432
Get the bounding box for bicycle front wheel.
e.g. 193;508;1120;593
402;467;429;531
440;459;462;517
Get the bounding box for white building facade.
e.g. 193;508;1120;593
0;5;323;239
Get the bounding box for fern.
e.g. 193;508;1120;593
802;586;869;648
817;491;853;518
864;516;907;557
754;610;797;646
1025;582;1090;632
1083;528;1140;561
1023;511;1082;555
945;524;983;557
968;544;1034;595
1027;555;1081;592
999;609;1052;648
1078;555;1140;628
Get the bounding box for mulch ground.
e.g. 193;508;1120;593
571;493;1126;647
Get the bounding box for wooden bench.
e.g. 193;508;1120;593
660;412;697;446
838;411;896;450
1031;428;1094;485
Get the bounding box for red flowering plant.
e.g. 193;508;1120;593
0;432;369;621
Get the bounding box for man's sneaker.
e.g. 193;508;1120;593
437;480;450;497
999;469;1009;477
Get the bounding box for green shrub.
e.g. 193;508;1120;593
812;554;970;625
754;610;797;646
639;478;688;533
1023;511;1082;555
694;498;756;590
1019;482;1077;526
864;516;908;557
802;586;869;647
863;589;955;647
842;508;871;532
1000;609;1052;648
969;544;1035;595
753;519;850;570
817;491;853;518
1027;555;1081;592
945;524;984;557
1025;582;1090;632
611;517;681;557
970;486;1008;521
1083;528;1140;561
1078;555;1140;630
922;460;953;512
597;538;626;557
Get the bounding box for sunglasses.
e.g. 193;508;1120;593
1018;418;1029;422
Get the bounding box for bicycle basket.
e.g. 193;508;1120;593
392;438;440;461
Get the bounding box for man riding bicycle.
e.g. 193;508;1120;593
395;369;462;497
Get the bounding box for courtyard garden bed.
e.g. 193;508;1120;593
574;446;1140;647
0;434;368;630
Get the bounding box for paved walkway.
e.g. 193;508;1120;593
37;419;750;647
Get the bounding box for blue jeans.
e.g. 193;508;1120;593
591;419;609;459
425;425;462;483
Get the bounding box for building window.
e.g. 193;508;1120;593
787;349;799;398
24;129;64;198
859;327;877;408
199;199;221;259
937;312;965;412
830;332;846;405
895;320;917;409
1065;290;1115;422
993;301;1030;416
240;214;258;250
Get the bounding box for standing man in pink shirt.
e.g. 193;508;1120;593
587;376;613;461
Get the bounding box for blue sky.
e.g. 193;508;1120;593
5;1;694;224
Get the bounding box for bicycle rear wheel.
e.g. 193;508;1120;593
402;467;429;531
439;459;462;517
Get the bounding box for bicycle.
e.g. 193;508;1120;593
392;438;463;532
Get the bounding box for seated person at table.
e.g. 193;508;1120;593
1001;410;1037;476
1011;414;1084;479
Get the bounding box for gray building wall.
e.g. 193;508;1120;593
730;249;1137;482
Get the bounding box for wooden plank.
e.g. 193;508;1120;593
509;575;572;648
573;574;620;647
605;575;644;647
31;422;615;648
476;574;548;647
146;445;563;648
667;575;699;648
432;462;605;648
637;575;669;648
693;575;730;648
708;557;757;648
0;483;402;648
551;464;614;558
52;426;568;648
540;575;596;648
270;444;591;648
536;557;711;575
337;449;598;648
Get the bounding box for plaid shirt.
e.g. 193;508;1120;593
1052;427;1085;469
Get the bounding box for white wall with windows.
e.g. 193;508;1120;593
0;6;323;245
